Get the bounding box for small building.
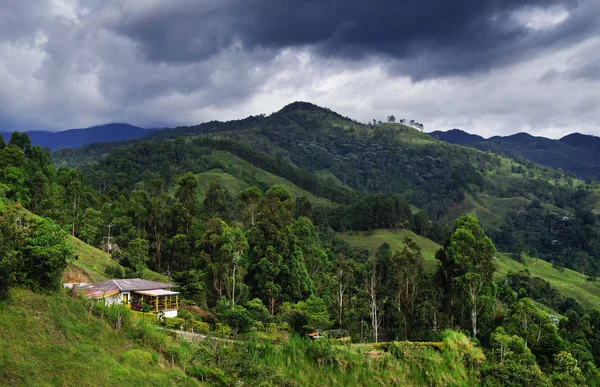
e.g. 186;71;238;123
80;278;180;317
308;331;322;340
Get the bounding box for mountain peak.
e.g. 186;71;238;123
277;101;347;120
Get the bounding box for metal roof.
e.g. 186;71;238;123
83;289;120;299
134;289;180;297
81;278;175;292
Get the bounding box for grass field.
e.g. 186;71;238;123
338;229;441;271
337;229;600;311
314;168;350;189
495;253;600;311
209;151;334;206
67;237;123;283
65;237;168;284
195;168;251;202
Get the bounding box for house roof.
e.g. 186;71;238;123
134;289;180;297
81;278;175;292
83;289;120;299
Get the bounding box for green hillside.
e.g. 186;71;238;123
49;101;600;276
338;229;441;271
495;253;600;311
0;289;197;386
338;229;600;311
205;151;335;206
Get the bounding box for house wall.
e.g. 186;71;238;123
103;291;130;306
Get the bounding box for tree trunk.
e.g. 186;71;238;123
231;264;236;309
471;305;477;338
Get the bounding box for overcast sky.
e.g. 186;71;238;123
1;0;599;138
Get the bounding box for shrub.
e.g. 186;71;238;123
191;320;209;334
132;310;158;324
267;323;278;333
180;305;215;324
104;265;125;279
245;298;271;323
164;317;184;330
220;307;253;334
187;365;230;385
215;323;231;337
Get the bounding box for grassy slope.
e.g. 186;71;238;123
66;236;121;283
338;229;441;271
209;151;334;206
66;237;168;284
0;289;485;386
314;168;350;189
0;288;197;386
495;253;600;311
338;229;600;311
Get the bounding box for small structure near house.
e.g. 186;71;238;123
308;331;322;340
80;278;180;318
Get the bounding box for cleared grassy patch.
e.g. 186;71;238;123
338;229;441;271
210;151;334;206
314;168;351;189
196;169;250;201
66;237;167;283
68;237;121;282
495;253;600;311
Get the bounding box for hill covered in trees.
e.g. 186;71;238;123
4;103;600;385
52;102;600;274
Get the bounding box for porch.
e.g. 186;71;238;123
130;289;179;316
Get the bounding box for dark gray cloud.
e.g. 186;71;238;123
110;0;596;79
0;0;599;138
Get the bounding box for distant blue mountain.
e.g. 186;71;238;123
429;129;485;145
0;123;163;150
430;129;600;179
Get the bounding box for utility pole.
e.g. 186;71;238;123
104;224;114;254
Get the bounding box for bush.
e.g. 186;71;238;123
104;264;125;279
180;305;215;324
187;365;230;385
132;310;159;324
191;320;209;334
164;317;184;330
267;323;278;333
220;307;253;333
245;298;271;323
215;323;231;337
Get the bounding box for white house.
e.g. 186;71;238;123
80;278;180;318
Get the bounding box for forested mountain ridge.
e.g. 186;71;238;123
431;128;600;180
4;105;600;384
50;102;600;274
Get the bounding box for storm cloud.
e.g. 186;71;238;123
0;0;599;137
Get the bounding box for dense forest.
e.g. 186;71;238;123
3;103;600;385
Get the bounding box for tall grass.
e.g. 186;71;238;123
1;288;485;386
